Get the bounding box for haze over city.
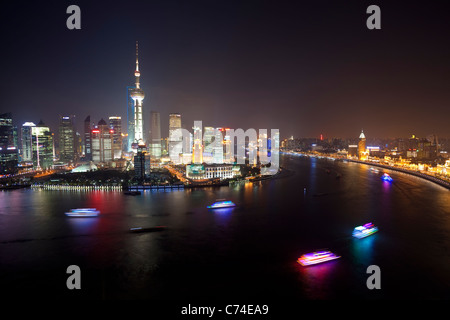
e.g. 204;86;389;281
1;0;449;139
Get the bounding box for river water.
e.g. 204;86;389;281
0;154;449;301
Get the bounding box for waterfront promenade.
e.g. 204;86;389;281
282;151;450;190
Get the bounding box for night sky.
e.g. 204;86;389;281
1;0;449;139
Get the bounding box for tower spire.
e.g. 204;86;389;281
134;41;141;89
130;41;145;148
135;41;139;72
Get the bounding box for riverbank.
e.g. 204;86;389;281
31;184;122;191
346;159;450;190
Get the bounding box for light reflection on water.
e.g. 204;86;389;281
67;216;99;233
350;234;376;266
1;155;450;299
297;260;340;299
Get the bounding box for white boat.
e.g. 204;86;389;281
65;208;100;217
352;222;378;239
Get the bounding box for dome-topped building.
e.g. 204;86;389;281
359;130;366;140
358;129;367;160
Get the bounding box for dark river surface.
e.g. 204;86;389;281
0;154;449;301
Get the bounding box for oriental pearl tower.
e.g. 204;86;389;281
130;41;145;148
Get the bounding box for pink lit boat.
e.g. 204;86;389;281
297;250;341;266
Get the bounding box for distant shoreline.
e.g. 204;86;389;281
281;151;450;190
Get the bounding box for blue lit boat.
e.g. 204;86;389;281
297;250;340;266
65;208;100;217
207;200;236;209
381;173;393;182
352;222;378;239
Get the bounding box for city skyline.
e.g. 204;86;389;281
1;1;450;304
1;1;449;139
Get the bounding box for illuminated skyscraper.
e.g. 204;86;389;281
134;143;150;180
21;122;36;162
32;120;54;170
129;41;145;149
203;126;215;164
91;119;113;163
169;113;182;163
213;128;224;164
0;113;18;174
150;111;161;159
59;115;76;163
192;122;203;164
109;116;122;159
223;128;233;164
248;134;258;166
84;116;92;161
169;113;181;134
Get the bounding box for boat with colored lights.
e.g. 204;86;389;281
352;222;378;239
207;200;236;209
297;250;340;266
381;173;393;182
65;208;100;217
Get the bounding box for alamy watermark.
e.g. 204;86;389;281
366;265;381;289
66;5;81;30
66;265;81;289
66;5;380;31
168;121;280;175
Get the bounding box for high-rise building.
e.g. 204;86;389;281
223;128;234;164
248;133;258;166
91;119;113;163
32;120;54;170
59;115;76;163
162;137;169;156
21;122;36;162
109;116;122;159
149;111;161;159
84;115;92;161
192;122;203;164
75;132;82;159
213;128;224;164
129;41;145;149
0;113;19;174
134;143;150;180
169;113;182;163
203;126;215;164
181;132;193;164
